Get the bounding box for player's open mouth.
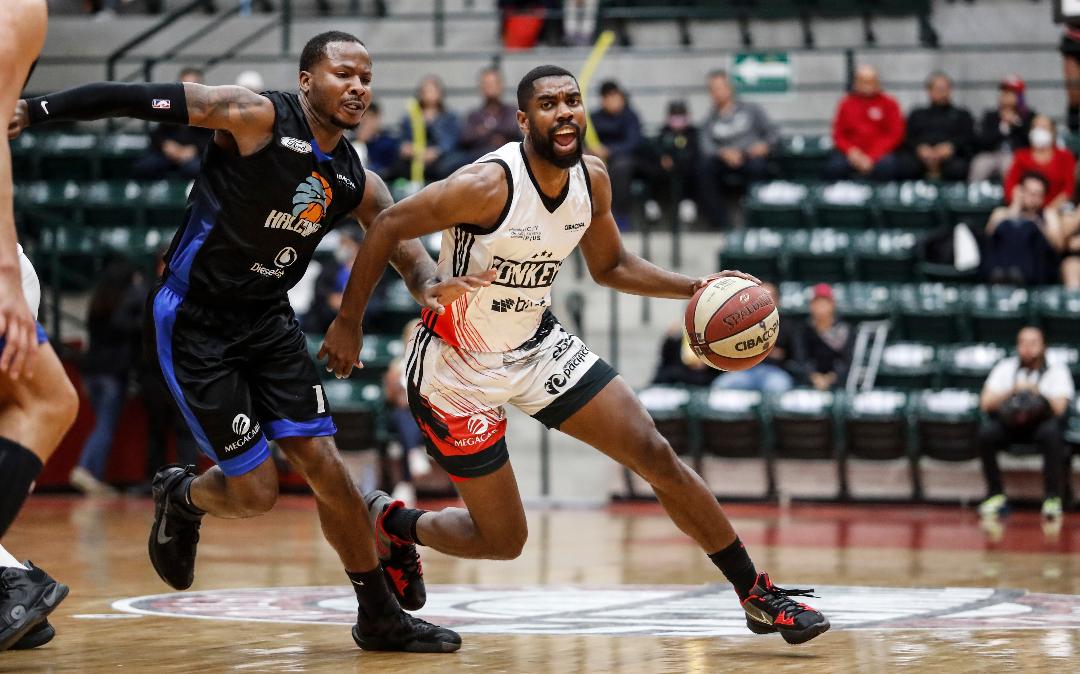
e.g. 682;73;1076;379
553;127;578;150
342;101;364;113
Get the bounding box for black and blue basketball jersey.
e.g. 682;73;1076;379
162;91;367;306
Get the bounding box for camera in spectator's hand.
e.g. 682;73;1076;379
997;389;1052;430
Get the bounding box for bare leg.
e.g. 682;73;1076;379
413;461;529;560
0;345;79;463
558;376;736;554
186;460;279;519
276;436;379;571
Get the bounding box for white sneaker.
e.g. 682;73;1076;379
407;449;432;478
69;466;118;496
390;482;417;508
678;199;698;224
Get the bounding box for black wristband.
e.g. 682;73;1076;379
24;81;189;126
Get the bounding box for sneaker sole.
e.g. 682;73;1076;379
10;621;55;650
351;624;461;653
746;617;831;645
0;582;68;651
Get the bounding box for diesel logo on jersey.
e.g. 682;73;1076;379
490;256;562;289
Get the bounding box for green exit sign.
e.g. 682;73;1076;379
732;52;791;94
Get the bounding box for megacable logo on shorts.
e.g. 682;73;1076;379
232;414;251;436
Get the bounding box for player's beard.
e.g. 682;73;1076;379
529;119;583;169
330;113;362;131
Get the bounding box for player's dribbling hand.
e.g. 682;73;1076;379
0;269;39;380
419;268;496;315
318;315;363;379
7;100;29;140
694;269;762;293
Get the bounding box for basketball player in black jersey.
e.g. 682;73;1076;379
9;31;485;652
323;65;830;645
0;0;78;651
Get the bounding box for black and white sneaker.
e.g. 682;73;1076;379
148;464;203;590
0;563;68;651
10;620;55;650
352;600;461;653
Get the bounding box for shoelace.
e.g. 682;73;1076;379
391;545;423;579
761;584;818;617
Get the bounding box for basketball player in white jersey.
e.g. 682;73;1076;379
0;0;79;651
321;65;829;644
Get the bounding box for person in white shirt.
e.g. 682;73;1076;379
978;327;1075;520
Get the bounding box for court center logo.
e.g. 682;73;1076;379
112;584;1080;636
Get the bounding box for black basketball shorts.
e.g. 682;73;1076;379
146;278;335;477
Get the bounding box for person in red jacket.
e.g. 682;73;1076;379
1004;114;1076;211
824;65;904;181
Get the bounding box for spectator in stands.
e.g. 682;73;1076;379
396;74;460;182
350;101;399;181
712;283;794;394
824;64;904;181
1004;114;1076;211
590;80;645;229
382;319;433;506
1053;209;1080;289
652;322;718;388
793;283;853;391
450;67;521;170
1061;21;1080;133
983;173;1063;286
646;100;699;226
304;225;388;335
698;69;778;229
896;72;975;181
131;67;212;181
969;75;1034;184
70;258;146;496
977;326;1074;522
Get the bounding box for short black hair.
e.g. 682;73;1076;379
517;64;577;111
299;31;365;73
1019;171;1050;193
599;80;621;97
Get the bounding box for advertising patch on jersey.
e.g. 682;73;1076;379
509;224;541;241
112;584;1080;636
281;137;313;154
151;99;172;110
491;256;562;289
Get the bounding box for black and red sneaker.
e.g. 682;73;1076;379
741;572;830;644
365;490;426;611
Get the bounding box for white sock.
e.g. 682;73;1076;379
0;543;27;569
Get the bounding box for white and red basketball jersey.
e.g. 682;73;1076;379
421;142;593;352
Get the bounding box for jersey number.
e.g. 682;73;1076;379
313;385;326;414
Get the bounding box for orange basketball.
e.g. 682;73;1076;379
684;277;780;371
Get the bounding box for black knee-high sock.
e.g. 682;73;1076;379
708;537;759;600
384;506;426;545
347;566;397;620
0;437;44;538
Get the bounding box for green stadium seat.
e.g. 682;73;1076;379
38;132;99;181
811;182;876;229
1065;398;1080;447
841;389;917;498
1035;287;1080;345
942;181;1003;228
784;228;851;283
97;133;151;180
142;180;191;228
777;280;811;321
10;129;41;180
939;343;1006;391
966;285;1031;345
875;181;942;230
378;279;422;336
698;388;766;459
770;388;837;460
913;388;981;462
321;380;386;451
718;228;784;284
876;342;938;390
776;135;832;180
79;180;143;229
851;229;917;282
639;386;695;456
744;181;811;229
832;282;893;323
895;282;966;343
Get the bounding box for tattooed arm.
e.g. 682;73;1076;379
182;83;276;155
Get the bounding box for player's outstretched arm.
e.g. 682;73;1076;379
579;156;759;298
318;164;502;378
9;82;274;153
0;0;48;380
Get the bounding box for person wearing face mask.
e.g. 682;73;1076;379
969;75;1035;184
1004;114;1077;211
896;71;975;181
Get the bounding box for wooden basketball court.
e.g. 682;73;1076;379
3;496;1079;672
